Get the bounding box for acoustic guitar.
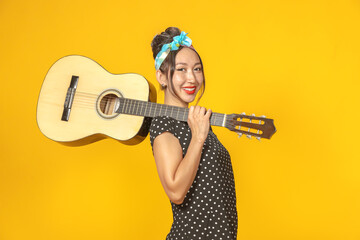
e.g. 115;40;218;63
36;55;276;146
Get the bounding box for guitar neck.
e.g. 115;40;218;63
115;98;226;127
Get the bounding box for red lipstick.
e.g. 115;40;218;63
183;86;196;94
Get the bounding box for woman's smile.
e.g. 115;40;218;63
182;86;196;94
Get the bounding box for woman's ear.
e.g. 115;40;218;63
156;69;167;88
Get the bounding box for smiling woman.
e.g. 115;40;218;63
149;27;238;240
159;47;203;107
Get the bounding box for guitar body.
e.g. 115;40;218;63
37;55;157;146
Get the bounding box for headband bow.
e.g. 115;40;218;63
155;31;192;70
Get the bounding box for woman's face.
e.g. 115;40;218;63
163;47;204;107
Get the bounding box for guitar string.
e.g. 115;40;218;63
83;97;263;136
74;91;219;116
69;94;260;135
72;92;225;116
74;91;222;117
71;96;226;123
72;102;261;136
63;91;229;127
71;98;241;130
67;94;261;133
72;91;258;120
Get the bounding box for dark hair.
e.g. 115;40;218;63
151;27;205;104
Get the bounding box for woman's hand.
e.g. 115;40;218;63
187;106;212;144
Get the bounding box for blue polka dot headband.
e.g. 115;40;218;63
155;31;193;70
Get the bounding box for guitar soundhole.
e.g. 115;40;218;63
96;90;122;119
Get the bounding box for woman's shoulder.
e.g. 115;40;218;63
149;116;177;146
150;116;178;135
149;116;189;146
150;116;189;131
150;116;176;128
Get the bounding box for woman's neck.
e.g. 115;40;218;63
164;94;189;108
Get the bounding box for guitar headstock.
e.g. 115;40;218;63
225;113;276;140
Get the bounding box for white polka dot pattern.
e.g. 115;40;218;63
150;116;238;240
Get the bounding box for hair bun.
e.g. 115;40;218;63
165;27;181;37
151;27;181;59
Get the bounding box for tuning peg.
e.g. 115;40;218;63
260;115;266;118
238;133;243;138
257;116;263;137
247;115;255;139
251;113;255;117
241;112;246;115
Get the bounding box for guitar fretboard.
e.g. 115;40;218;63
116;98;226;127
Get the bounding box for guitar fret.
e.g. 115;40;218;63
184;109;188;121
148;102;152;117
150;102;154;117
134;100;138;115
129;99;133;114
124;99;128;114
136;100;140;115
139;101;142;115
143;102;146;116
127;99;131;114
139;102;143;116
144;101;147;116
154;102;158;117
143;102;147;116
153;102;157;117
132;99;136;115
121;98;125;113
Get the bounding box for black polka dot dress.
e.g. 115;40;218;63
150;116;238;240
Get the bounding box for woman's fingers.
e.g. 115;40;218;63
192;105;199;115
191;106;206;116
189;106;194;115
205;108;212;119
199;107;205;116
187;106;211;143
188;106;211;126
189;106;210;118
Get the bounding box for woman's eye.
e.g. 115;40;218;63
194;67;202;71
176;68;185;71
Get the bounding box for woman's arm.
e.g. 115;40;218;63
153;106;212;205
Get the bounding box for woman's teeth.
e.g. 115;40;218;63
183;87;196;94
183;87;195;91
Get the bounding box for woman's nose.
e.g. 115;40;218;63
186;70;196;83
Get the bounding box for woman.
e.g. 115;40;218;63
150;27;238;240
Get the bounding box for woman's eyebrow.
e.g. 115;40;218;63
176;62;201;66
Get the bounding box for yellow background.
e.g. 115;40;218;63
1;0;359;239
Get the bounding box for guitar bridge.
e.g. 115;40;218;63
61;75;79;121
